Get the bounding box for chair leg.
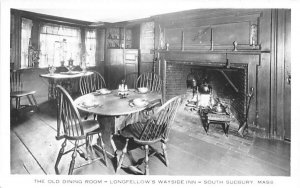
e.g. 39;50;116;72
86;135;92;160
145;145;149;175
68;140;79;175
31;94;38;109
16;97;20;109
27;95;34;106
55;139;67;174
116;138;129;173
97;133;108;166
161;141;169;167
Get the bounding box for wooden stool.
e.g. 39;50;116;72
205;113;232;136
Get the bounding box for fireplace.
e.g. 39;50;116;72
165;62;248;128
157;51;260;133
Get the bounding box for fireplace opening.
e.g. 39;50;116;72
166;62;248;130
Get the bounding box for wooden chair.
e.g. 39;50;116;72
10;70;38;115
79;71;106;95
116;95;183;175
79;71;106;120
136;72;162;93
54;85;107;175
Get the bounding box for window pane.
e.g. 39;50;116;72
39;23;81;67
21;18;33;68
85;29;96;66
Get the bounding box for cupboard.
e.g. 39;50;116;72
105;49;138;89
104;26;140;89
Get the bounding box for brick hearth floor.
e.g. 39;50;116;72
174;104;255;154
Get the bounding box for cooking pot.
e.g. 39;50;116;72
199;82;211;94
213;102;226;113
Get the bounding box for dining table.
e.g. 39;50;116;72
40;71;93;100
74;89;162;158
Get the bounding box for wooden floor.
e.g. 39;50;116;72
10;100;290;176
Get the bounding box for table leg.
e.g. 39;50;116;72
95;115;130;172
96;115;117;158
48;79;56;100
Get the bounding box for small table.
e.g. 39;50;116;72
74;90;162;157
200;108;232;136
40;71;93;100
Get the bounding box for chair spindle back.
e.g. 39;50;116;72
139;96;183;141
10;70;23;92
136;72;162;92
79;71;106;95
56;85;84;140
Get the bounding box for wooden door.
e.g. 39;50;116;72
105;49;138;89
105;49;124;89
124;49;138;88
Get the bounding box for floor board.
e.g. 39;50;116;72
10;101;291;176
10;132;45;174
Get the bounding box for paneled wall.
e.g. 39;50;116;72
152;9;291;139
139;21;155;73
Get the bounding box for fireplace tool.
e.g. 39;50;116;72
238;87;254;137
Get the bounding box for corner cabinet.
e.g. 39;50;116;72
105;49;138;89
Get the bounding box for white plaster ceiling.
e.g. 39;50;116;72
17;0;204;23
10;0;291;23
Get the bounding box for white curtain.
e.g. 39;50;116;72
84;29;96;66
21;18;33;68
39;23;81;67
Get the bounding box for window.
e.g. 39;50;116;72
39;23;81;67
84;29;96;66
21;18;33;68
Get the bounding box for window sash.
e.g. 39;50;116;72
84;29;96;66
39;23;81;68
21;18;33;68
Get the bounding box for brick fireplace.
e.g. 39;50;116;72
165;62;248;127
157;51;261;130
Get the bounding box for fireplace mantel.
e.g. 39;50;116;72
157;50;270;66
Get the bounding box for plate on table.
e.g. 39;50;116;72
96;88;112;95
129;98;149;107
59;71;81;75
78;101;101;109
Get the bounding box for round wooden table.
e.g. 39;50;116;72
40;71;93;100
74;90;162;157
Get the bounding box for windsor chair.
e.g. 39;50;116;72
115;95;183;175
10;70;38;117
79;71;106;119
136;72;162;93
79;71;106;95
54;85;107;175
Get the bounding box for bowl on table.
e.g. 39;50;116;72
137;87;148;94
